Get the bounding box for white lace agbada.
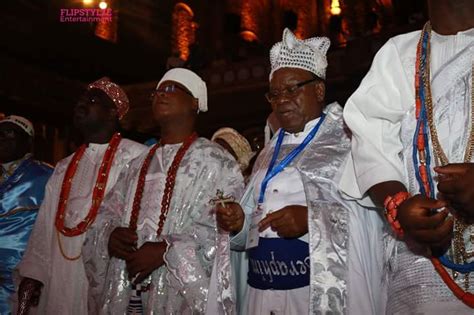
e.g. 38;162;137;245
84;138;244;314
341;28;474;314
16;139;146;315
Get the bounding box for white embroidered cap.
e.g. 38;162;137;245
0;115;34;137
270;28;330;80
157;68;208;113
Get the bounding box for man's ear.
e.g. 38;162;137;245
192;98;199;113
314;82;325;102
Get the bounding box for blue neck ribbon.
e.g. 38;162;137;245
258;114;326;204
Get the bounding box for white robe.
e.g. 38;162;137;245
341;28;474;314
16;138;146;315
233;103;385;315
247;117;315;315
85;138;244;314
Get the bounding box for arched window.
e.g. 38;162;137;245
172;2;197;61
94;1;117;43
240;0;261;42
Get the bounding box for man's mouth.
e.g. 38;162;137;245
278;108;294;118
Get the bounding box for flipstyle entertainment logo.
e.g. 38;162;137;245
59;8;112;23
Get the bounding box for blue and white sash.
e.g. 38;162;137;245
248;237;310;290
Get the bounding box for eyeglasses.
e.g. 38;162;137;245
150;84;193;99
265;77;318;103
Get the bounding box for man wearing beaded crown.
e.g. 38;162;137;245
340;0;474;313
0;115;53;314
16;77;146;315
89;68;244;314
216;28;385;314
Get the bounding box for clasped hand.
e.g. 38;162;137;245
397;194;453;250
258;205;308;238
436;163;474;223
108;227;166;284
216;203;308;238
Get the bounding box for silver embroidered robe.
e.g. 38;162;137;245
232;103;385;314
84;138;244;314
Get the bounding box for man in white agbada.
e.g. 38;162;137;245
16;78;146;314
340;0;474;313
217;28;385;314
85;68;244;314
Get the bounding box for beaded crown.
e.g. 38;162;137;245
270;28;330;80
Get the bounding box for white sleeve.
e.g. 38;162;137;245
346;199;387;315
163;155;245;314
17;171;59;285
230;177;257;251
340;38;413;200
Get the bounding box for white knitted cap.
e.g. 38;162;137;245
211;127;254;171
270;28;330;79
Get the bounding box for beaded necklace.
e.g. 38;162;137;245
128;132;197;237
414;22;474;307
55;133;122;260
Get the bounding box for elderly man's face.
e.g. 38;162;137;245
0;122;31;163
268;68;325;133
151;81;197;123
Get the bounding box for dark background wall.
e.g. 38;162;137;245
0;0;427;164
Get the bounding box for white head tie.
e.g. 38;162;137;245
157;68;208;113
270;28;330;79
